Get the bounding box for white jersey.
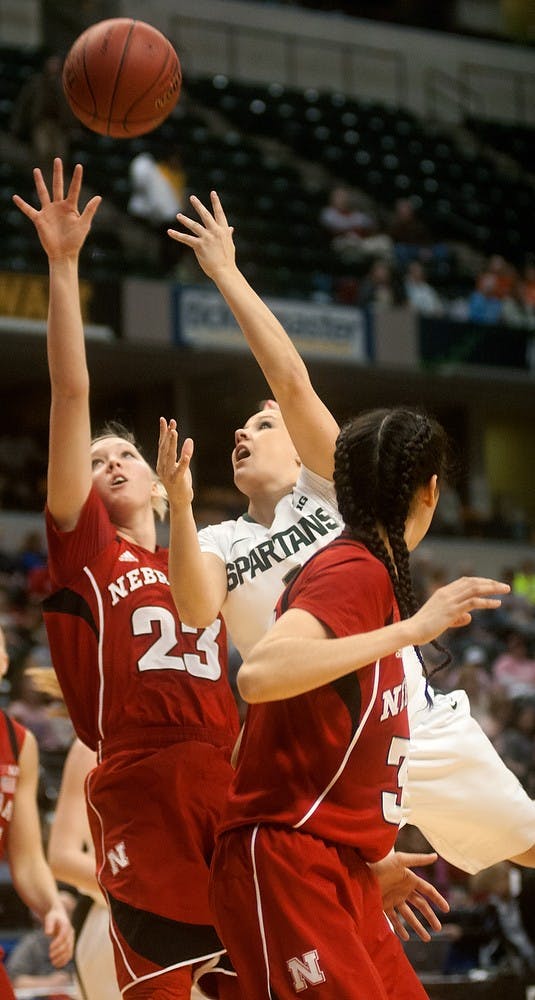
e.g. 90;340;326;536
198;465;342;659
402;645;535;873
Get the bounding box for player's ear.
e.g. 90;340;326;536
421;474;439;509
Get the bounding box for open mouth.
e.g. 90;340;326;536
235;445;251;462
111;476;127;486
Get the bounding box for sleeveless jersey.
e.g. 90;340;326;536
0;712;25;860
43;488;239;754
220;538;410;863
198;465;342;659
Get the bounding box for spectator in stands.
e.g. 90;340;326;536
16;530;47;576
128;146;187;274
520;260;535;315
476;254;516;300
387;197;447;268
501;266;535;329
8;647;73;754
493;697;535;795
9;53;75;179
513;559;535;605
319;185;392;265
357;259;405;308
404;260;444;316
467;273;503;324
492;629;535;697
439;861;535;977
5;890;77;994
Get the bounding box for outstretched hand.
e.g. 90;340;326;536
371;851;449;943
12;157;101;261
408;576;510;647
167;191;236;280
157;418;195;510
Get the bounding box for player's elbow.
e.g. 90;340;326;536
237;658;275;704
172;592;220;630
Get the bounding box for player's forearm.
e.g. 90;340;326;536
11;856;65;925
212;264;311;401
47;257;90;398
167;504;222;626
49;846;100;900
238;620;413;703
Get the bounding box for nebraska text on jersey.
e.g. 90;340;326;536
108;566;170;605
226;506;339;590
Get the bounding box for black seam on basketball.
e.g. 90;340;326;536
120;44;179;134
82;35;97;118
108;18;136;135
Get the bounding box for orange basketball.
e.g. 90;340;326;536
62;18;181;138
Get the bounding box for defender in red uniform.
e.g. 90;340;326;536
14;161;240;1000
0;626;73;999
209;408;509;999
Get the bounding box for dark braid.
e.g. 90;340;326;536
334;407;452;680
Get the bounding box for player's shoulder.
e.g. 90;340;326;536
292;465;339;514
199;513;261;548
294;536;391;596
306;536;380;571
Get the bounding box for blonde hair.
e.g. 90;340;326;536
91;421;168;522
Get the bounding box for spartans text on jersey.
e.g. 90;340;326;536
227;507;340;590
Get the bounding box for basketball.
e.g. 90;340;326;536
62;18;181;138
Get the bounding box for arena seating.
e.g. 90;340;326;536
0;45;533;300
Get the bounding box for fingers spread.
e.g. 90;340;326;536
67;162;83;204
52;157;64;203
33;167;50;206
12;194;37;220
210;190;229;226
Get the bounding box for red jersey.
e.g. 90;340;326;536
0;712;25;861
220;538;409;862
43;489;239;754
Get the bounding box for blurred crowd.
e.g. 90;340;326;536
319;186;535;329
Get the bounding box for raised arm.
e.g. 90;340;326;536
13;158;101;530
7;730;74;968
48;738;102;902
157;417;228;626
168;192;340;479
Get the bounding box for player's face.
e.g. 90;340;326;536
90;436;156;516
232;410;300;498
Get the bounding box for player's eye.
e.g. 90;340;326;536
258;420;273;430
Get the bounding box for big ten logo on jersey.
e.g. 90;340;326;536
107;840;130;876
287;949;326;993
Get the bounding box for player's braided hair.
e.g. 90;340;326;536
334;407;452;679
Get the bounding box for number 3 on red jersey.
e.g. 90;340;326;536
382;735;410;825
132;606;222;680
